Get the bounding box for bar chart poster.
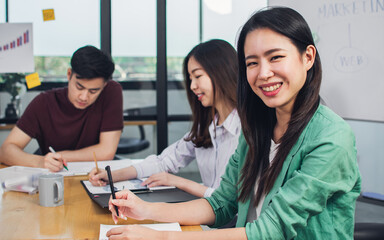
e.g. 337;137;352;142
0;23;34;73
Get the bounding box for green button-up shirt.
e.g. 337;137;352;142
206;105;361;239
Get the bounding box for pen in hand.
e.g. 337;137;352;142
106;165;119;217
49;146;68;171
93;152;104;186
93;151;99;174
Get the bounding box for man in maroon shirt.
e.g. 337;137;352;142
0;46;123;172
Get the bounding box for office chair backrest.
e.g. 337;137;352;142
354;222;384;240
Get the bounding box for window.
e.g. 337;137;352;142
0;0;5;23
167;0;199;115
9;0;100;81
111;0;156;82
203;0;267;45
167;0;200;81
166;0;267;115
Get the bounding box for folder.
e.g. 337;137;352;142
80;179;199;209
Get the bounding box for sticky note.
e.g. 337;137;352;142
42;9;55;21
25;73;41;89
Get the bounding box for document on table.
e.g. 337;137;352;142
82;178;175;194
57;159;143;176
99;222;181;239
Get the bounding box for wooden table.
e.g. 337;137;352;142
0;174;201;239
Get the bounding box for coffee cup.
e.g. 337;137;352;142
38;174;64;207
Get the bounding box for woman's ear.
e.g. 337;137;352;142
304;45;316;71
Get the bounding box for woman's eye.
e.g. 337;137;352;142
271;55;283;61
246;62;257;67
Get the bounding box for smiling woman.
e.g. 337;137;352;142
243;28;315;126
187;56;215;108
88;39;241;204
233;7;360;239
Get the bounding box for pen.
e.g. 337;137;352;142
49;146;68;171
105;165;119;217
93;151;99;174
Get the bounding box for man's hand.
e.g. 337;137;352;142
42;152;66;172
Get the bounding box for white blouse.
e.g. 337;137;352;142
133;109;241;197
247;139;279;223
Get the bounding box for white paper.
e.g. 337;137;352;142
57;159;142;176
82;178;175;194
99;222;181;239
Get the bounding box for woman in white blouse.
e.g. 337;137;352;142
89;39;241;198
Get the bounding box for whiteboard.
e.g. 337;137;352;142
268;0;384;122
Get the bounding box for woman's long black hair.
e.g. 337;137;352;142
236;7;322;204
183;39;238;148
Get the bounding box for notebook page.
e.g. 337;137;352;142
99;222;181;239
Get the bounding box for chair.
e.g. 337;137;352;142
354;222;384;240
116;125;150;155
115;106;154;158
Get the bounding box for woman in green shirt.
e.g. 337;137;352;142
105;7;361;240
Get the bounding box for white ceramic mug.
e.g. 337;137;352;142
38;174;64;207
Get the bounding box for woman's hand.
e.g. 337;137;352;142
109;190;151;224
141;172;182;188
106;225;164;240
88;167;108;186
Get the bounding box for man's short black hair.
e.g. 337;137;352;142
70;45;115;81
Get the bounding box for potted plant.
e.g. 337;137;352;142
1;73;26;118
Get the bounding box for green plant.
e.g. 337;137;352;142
1;73;26;99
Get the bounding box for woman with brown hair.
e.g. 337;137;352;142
89;39;240;198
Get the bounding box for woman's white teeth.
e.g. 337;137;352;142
262;83;281;92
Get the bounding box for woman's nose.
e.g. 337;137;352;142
190;79;198;90
258;62;274;81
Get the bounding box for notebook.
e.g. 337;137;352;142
57;159;140;176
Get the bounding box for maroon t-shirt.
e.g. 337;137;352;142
17;80;123;155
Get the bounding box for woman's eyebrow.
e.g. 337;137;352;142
245;48;284;60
